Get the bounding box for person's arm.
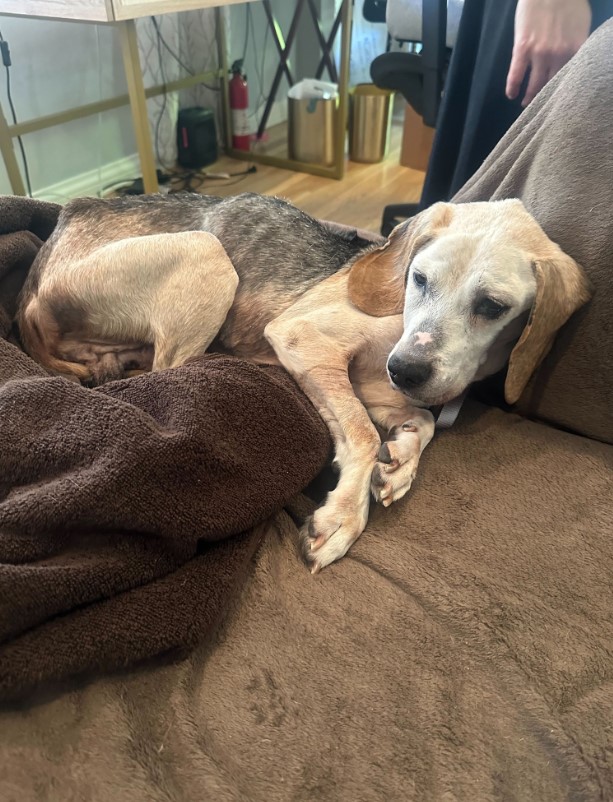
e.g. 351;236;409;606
506;0;592;106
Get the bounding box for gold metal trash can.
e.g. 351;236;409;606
349;84;394;163
288;96;337;166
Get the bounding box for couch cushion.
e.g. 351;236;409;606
2;402;612;801
454;21;613;444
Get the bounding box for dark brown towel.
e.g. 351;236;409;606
455;21;613;444
0;196;59;339
0;197;331;702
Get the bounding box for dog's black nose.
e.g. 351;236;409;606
388;357;433;390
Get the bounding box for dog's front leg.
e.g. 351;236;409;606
266;319;381;573
366;403;435;507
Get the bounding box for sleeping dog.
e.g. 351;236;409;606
18;193;590;572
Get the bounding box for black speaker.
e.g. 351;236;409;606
176;107;218;169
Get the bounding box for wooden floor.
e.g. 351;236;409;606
180;105;425;234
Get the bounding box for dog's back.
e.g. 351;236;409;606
25;191;371;292
18;192;373;380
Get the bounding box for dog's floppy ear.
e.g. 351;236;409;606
504;251;591;404
347;202;454;317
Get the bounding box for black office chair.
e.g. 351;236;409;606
363;0;388;24
370;0;457;234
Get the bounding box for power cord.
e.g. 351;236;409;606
167;164;256;194
0;31;32;197
104;165;257;197
151;16;220;92
102;168;171;196
151;17;172;170
247;5;271;127
241;6;250;64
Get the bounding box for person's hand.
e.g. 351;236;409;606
506;0;591;107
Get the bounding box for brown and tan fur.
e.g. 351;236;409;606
18;194;591;572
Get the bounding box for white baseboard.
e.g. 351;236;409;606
33;154;142;204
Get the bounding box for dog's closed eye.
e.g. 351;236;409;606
411;270;427;289
473;297;510;320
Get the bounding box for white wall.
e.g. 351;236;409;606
0;16;136;198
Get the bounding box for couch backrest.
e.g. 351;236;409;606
454;22;613;444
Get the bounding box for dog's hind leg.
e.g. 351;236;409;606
143;233;239;370
30;231;239;381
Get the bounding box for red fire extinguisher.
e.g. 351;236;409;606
229;59;251;151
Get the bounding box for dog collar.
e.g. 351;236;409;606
435;390;468;430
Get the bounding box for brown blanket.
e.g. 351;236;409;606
0;197;330;702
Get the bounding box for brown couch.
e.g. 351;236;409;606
1;21;612;802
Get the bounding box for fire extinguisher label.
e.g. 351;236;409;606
231;108;250;137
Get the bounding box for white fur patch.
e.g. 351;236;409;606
413;331;433;346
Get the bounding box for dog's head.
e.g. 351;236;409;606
348;200;591;406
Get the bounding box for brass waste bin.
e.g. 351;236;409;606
349;83;394;163
288;96;337;167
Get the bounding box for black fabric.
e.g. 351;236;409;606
419;0;613;210
419;0;524;208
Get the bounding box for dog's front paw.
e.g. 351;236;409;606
300;501;367;575
371;423;421;507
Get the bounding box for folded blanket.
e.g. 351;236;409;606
0;197;331;702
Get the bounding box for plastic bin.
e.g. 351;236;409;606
288;96;337;166
349;84;394;163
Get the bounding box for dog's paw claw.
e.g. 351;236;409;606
311;533;327;550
